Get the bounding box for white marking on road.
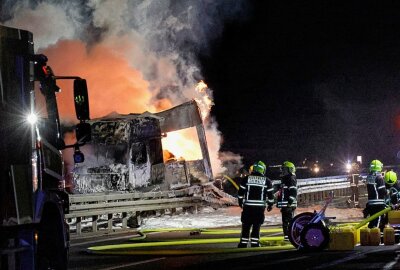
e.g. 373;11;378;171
313;252;367;269
97;257;166;270
383;251;400;270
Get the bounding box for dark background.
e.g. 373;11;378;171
201;0;400;172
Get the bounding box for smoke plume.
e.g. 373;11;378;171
2;0;246;175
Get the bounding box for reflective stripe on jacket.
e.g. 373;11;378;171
238;173;274;207
367;172;386;206
277;174;297;208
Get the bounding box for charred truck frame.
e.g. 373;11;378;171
0;25;90;270
73;100;213;193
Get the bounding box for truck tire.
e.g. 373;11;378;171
37;203;68;270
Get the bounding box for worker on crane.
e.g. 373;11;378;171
347;161;362;208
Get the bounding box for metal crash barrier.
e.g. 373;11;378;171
67;175;362;238
66;184;237;237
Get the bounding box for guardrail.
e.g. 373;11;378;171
296;175;365;204
297;175;350;194
66;175;357;238
66;183;237;237
271;175;350;193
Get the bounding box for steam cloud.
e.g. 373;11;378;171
2;0;246;175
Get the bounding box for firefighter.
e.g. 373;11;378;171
364;159;387;229
385;171;400;205
347;162;362;208
276;161;297;240
237;161;274;248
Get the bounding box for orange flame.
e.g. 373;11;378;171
161;128;202;161
194;80;214;120
161;81;213;161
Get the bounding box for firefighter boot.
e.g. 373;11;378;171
284;235;289;241
238;237;249;248
250;237;260;247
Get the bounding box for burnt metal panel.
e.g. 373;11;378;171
130;117;161;142
91;121;130;145
165;160;189;189
150;163;164;186
196;124;213;180
157;100;213;180
155;100;202;133
73;164;129;193
75;116;164;192
186;160;209;183
130;142;147;165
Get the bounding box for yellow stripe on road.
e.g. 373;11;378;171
87;227;294;255
90;236;286;251
88;244;294;256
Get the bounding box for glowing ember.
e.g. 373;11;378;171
161;128;202;161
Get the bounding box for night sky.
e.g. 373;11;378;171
3;0;400;173
201;1;400;168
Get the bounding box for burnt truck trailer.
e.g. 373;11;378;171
0;25;91;270
73;100;213;193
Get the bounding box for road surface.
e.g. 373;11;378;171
68;225;400;270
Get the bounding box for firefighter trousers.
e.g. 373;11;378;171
366;203;386;229
238;222;262;247
239;206;265;247
281;207;296;237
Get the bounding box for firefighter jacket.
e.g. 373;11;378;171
348;174;361;186
386;182;400;205
366;172;386;206
277;174;297;208
238;172;274;208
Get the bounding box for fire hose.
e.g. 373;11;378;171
223;175;239;190
87;195;398;254
86;216;389;255
86;228;295;255
353;207;392;229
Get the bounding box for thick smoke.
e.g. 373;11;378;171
2;0;246;175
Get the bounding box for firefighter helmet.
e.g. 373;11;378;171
281;161;296;175
370;160;383;172
385;171;397;186
252;161;266;175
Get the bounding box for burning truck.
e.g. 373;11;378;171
72;100;213;193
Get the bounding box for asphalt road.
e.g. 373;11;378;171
68;226;400;270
